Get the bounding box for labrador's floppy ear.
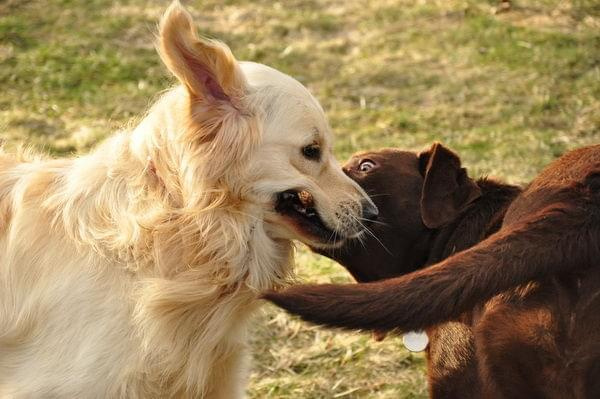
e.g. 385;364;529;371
158;1;246;107
418;143;481;228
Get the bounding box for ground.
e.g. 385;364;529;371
1;0;599;397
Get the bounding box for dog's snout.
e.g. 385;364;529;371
362;200;379;222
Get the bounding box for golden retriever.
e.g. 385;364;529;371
0;2;377;398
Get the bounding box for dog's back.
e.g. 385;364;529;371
476;145;600;398
504;144;600;225
0;152;134;398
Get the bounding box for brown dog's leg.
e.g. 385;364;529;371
427;322;480;399
264;184;600;333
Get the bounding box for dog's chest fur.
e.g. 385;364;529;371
0;152;293;398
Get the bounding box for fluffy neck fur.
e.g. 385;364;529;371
39;87;294;396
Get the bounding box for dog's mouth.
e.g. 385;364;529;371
274;189;343;246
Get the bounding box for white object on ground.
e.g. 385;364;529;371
402;330;429;352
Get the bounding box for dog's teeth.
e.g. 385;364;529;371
281;192;297;202
293;203;307;213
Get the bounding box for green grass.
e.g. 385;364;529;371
1;0;599;397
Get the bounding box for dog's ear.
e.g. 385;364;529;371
158;1;246;107
157;2;258;182
418;143;481;228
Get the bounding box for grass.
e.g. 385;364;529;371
1;0;599;397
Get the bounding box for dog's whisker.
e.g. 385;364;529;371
325;213;340;248
365;193;392;198
356;217;389;227
357;233;367;251
349;213;393;256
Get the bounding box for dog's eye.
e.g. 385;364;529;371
302;143;321;161
359;160;375;172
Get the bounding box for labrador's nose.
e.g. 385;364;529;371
362;200;379;222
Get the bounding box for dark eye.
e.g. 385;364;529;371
302;143;321;161
359;159;376;172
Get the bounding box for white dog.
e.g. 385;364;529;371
0;1;377;398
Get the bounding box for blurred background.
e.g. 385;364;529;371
1;0;598;397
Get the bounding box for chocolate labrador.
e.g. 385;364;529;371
266;143;600;398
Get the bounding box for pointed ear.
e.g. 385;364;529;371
418;143;481;229
158;1;246;106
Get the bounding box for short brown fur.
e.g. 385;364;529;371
266;144;600;398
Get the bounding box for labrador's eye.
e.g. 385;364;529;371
302;143;321;161
359;159;376;172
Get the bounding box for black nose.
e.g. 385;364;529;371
362;200;379;222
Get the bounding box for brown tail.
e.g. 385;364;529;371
264;186;600;333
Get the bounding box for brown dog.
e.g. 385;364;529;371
266;144;600;398
300;143;521;397
310;143;521;398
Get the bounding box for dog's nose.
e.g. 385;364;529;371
362;200;379;222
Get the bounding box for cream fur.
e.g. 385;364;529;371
0;2;373;398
